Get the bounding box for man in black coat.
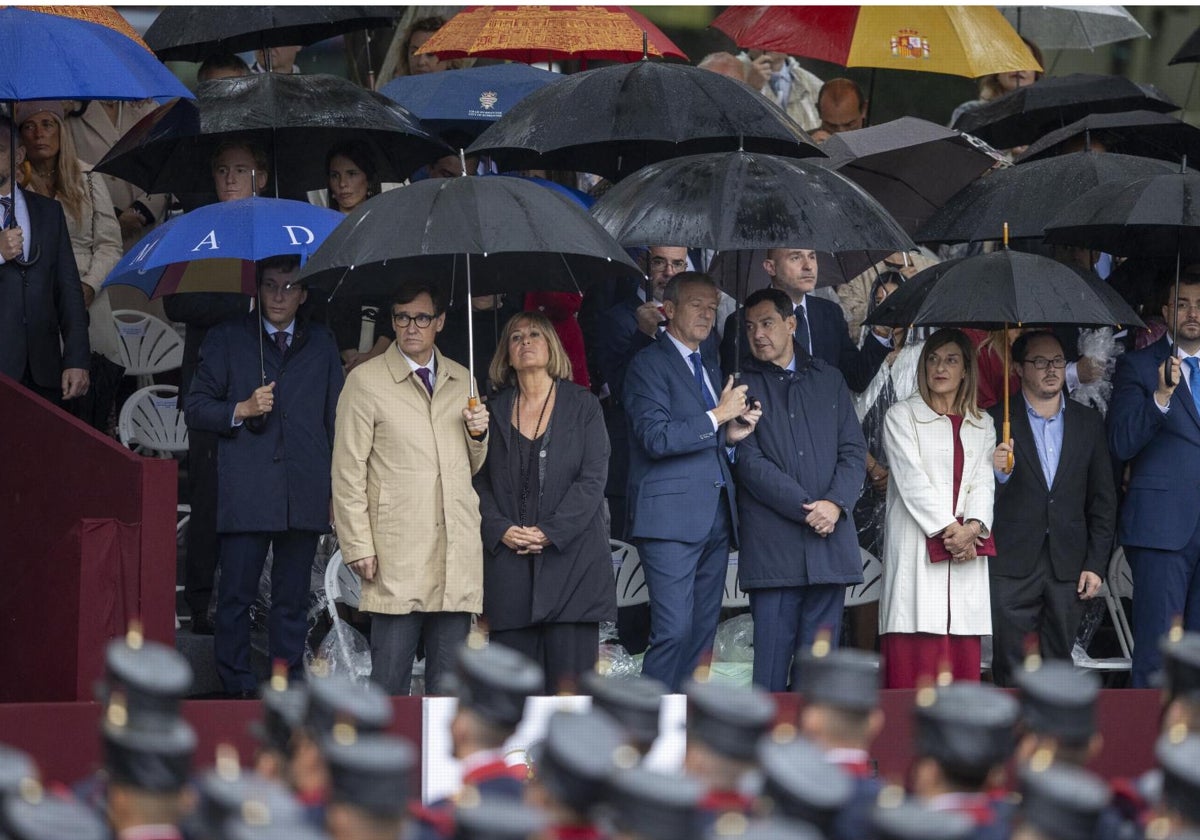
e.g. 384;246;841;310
989;331;1115;687
0;117;90;404
720;248;889;392
733;288;866;691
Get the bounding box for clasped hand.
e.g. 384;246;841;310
503;526;549;555
942;520;982;563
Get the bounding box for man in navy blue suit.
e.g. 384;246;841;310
720;248;890;392
1109;273;1200;687
624;272;761;691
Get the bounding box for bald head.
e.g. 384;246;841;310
817;77;867;135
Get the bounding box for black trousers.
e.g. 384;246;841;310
369;611;472;696
489;623;599;696
990;542;1084;687
183;428;220;618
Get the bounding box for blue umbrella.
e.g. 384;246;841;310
103;198;343;299
379;64;561;137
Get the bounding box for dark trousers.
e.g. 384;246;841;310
184;428;220;619
490;622;599;695
369;611;471;696
20;365;61;406
215;530;316;694
748;583;845;692
1127;518;1200;687
990;543;1084;687
637;495;732;692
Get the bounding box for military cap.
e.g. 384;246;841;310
685;678;776;762
0;745;37;798
453;793;549;840
1017;759;1111;840
1015;659;1099;746
323;729;415;819
0;780;108;840
580;670;666;748
253;666;308;756
96;625;194;724
913;682;1018;777
870;793;974;840
303;671;392;739
531;710;625;814
101;694;196;793
703;816;824;840
190;748;301;840
605;765;703;840
223;797;328;840
795;645;880;712
1160;629;1200;702
1157;730;1200;825
454;642;543;728
757;730;853;832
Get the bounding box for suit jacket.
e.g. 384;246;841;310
624;333;737;543
1108;336;1200;551
0;189;90;387
990;397;1115;581
734;342;867;587
185;313;343;534
721;294;889;392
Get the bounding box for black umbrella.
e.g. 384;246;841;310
865;245;1144;468
915;151;1174;245
952;73;1179;150
818;117;1005;236
1015;110;1200;167
93;73;449;196
1170;26;1200;65
145;6;402;63
297;174;643;400
467;60;822;181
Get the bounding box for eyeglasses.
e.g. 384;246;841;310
649;256;688;272
1024;356;1067;370
392;312;436;328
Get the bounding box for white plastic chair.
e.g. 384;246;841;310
118;384;188;457
845;548;883;607
723;551;749;608
112;310;184;388
612;540;648;607
324;548;362;623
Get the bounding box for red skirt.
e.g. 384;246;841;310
880;633;981;689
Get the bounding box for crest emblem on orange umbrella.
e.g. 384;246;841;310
891;30;930;60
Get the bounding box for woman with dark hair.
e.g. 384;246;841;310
326;141;380;214
879;328;1003;688
474;311;615;694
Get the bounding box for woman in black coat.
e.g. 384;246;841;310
474;311;615;694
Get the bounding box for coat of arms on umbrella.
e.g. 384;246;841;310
891;30;930;60
478;90;499;110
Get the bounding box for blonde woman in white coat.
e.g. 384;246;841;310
879;328;1004;688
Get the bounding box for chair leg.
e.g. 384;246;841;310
1105;590;1132;660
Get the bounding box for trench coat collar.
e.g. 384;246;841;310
382;344;457;390
906;392;989;429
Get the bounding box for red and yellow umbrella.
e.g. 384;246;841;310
414;5;688;64
15;5;151;48
712;6;1041;79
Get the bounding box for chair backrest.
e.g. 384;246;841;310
845;548;883;607
612;540;648;607
117;384;188;454
112;310;184;377
324;549;361;618
1109;546;1134;600
723;552;749;608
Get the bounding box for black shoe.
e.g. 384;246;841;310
190;614;214;636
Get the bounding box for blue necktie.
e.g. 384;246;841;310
1186;357;1200;416
690;352;716;410
0;196;12;229
795;304;812;355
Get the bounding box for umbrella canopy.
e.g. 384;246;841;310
1015;110;1200;167
467;60;820;180
952;73;1180;151
144;6;403;62
413;5;687;63
0;6;192;101
103;197;344;298
92;73;449;196
865;250;1143;330
1044;168;1200;265
915;151;1174;245
379;63;560;138
591;150;913;255
297;175;642;300
711;6;1039;79
818;117;1006;236
1169;25;1200;65
998;6;1148;51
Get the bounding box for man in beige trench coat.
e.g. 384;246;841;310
332;279;490;696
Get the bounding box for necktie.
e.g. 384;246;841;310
795;303;812;355
0;196;12;229
690;352;716;411
1186;357;1200;416
273;331;289;353
416;366;434;395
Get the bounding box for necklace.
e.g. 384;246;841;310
514;379;555;526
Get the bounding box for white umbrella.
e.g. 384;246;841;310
999;6;1148;51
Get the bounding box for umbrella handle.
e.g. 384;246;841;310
1003;334;1013;474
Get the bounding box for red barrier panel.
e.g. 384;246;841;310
0;374;177;701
